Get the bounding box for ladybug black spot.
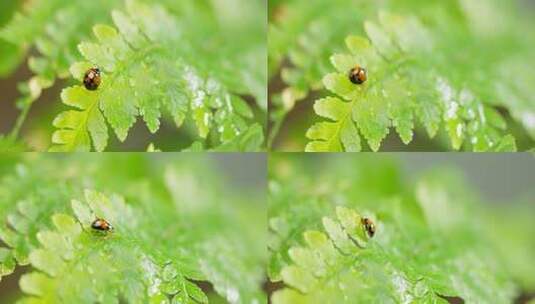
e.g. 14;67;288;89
83;67;101;91
361;217;375;238
348;66;367;85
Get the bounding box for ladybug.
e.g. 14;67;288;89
361;217;375;238
348;66;367;85
91;218;113;232
83;67;101;91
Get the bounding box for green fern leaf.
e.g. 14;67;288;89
0;155;266;303
306;13;516;152
0;0;66;46
0;247;15;280
182;123;264;152
268;0;372;109
0;0;117;111
0;0;265;151
269;157;520;303
269;1;535;150
16;190;205;303
49;1;260;151
0;169;73;269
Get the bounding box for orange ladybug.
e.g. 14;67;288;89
83;67;101;90
348;66;367;85
361;217;375;238
91;218;113;232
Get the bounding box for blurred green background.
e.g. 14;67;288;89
269;153;535;202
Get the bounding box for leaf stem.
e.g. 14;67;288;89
8;98;33;141
268;109;288;148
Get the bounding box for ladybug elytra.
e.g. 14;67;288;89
361;217;375;238
83;67;101;91
348;66;367;85
91;218;113;232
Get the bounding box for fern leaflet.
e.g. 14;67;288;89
50;1;259;151
306;13;516;152
0;155;266;303
268;156;522;303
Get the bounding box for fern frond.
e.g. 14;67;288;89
0;0;65;46
17;190;206;303
306;13;516;152
162;165;267;303
272;206;435;303
0;163;76;270
269;157;519;303
0;0;265;151
268;0;372;110
269;0;535;150
214;123;265;152
0;0;117;102
183;124;265;152
0;155;266;303
50;1;261;151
